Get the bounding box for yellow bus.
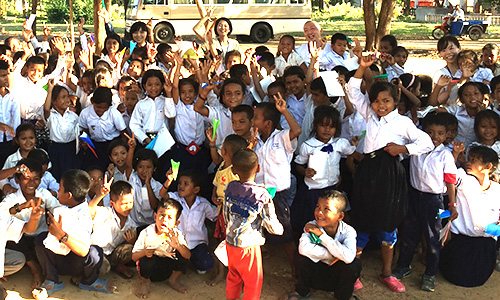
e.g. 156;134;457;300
125;0;311;43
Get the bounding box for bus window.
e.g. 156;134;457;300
233;0;248;3
214;0;230;3
290;0;304;3
156;0;165;4
254;0;269;3
143;0;154;4
174;0;191;3
273;0;286;3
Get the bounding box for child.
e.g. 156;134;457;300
392;113;458;292
439;145;500;287
0;159;60;288
24;149;59;197
1;123;36;195
0;57;20;168
100;34;123;84
209;134;248;285
34;169;115;296
125;59;145;81
385;46;408;82
106;136;136;183
345;55;434;293
132;198;191;298
480;43;500;76
85;165;110;207
129;149;162;227
123;85;141;135
397;73;422;123
130;69;176;146
323;33;350;71
457;50;494;85
294;105;357;229
285;190;361;300
274;35;306;77
229;64;254;105
283;66;307;126
430;36;461;106
253;98;302;276
379;34;397;55
224;149;283;300
90;181;137;279
79;86;127;169
74;69;94;109
467;110;500;177
161;170;217;274
44;81;80;181
257;52;276;77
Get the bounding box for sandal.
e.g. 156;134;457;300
38;280;65;296
284;291;312;300
78;278;115;294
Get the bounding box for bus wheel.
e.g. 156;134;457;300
250;23;272;43
154;22;174;43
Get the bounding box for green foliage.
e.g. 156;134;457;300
313;2;403;22
45;0;94;24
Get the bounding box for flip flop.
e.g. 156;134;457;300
78;278;115;294
39;280;65;296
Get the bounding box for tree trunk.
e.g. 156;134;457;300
69;0;74;51
93;0;106;56
363;0;377;50
31;0;37;35
319;0;324;11
375;0;396;48
403;0;410;15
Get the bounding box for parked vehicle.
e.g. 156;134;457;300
432;16;489;41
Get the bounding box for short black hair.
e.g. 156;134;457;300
232;149;259;178
254;45;270;56
482;43;499;52
257;52;275;67
130;21;149;39
319;190;347;213
110;180;133;198
85;165;105;174
392;46;409;57
61;169;91;203
223;134;248;157
178;169;203;188
25;55;46;68
279;34;295;47
92;87;113;106
311;105;341;138
27;149;50;166
283;66;305;81
229;64;249;81
331;33;347;45
421;111;449;130
225;50;241;66
16;123;36;138
214;17;233;36
457;50;479;67
101;33;122;56
437;36;460;52
267;80;285;93
368;81;399;104
490;75;500;93
255;102;281;129
142;69;166;94
108;139;129;157
94;67;111;86
232;104;254;120
380;34;398;49
436;111;459;128
468;145;499;174
458;82;482;100
332;65;349;77
179;77;199;95
0;59;10;71
157;198;183;220
15;158;42;180
157;43;172;56
474;109;500;138
220;78;246;106
133;149;158;169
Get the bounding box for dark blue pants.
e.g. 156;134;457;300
190;243;214;271
0;140;16;169
137;253;188;282
397;188;444;276
34;232;103;285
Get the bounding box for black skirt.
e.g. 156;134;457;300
350;149;408;233
440;233;497;287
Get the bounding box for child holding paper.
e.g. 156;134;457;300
294;106;357;229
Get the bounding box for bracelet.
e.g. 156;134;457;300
14;203;21;213
448;202;457;208
59;233;69;243
163;183;169;189
199;94;207;101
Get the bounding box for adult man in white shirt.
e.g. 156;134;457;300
295;21;333;70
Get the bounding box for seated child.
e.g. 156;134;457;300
86;165;111;207
0;56;20;168
161;170;217;274
132;198;191;298
34;169;115;296
273;35;306;78
106;135;136;183
224;149;284;300
0;159;61;288
90;181;137;279
286;190;361;300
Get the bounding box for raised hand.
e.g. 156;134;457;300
352;38;363;58
97;8;110;23
359;54;376;68
436;75;452;87
29;198;44;221
51;37;66;55
124;132;137;149
205;127;216;145
308;41;319;59
0;123;15;137
273;92;287;113
107;163;115;179
452;141;465;154
97;174;113;198
247;127;259;150
77;18;85;35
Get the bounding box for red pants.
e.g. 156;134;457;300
226;244;262;300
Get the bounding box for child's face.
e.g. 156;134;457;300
311;89;330;106
493;84;500;102
179;83;196;105
27;63;45;83
279;37;294;55
124;91;139;112
222;83;244;109
155;206;179;234
371;91;396;117
16;130;36;152
145;76;162;98
332;40;347;56
425;124;447;147
252;107;268;132
57;180;71;206
314;197;344;228
285;74;305;97
118;82;130;99
458;58;476;73
127;61;143;79
316;118;336;143
81;76;93;94
110;193;134;217
439;43;461;64
394;51;408;67
482;48;498;67
241;71;251;86
88;169;104;194
378;41;393;55
226;55;241;70
132;29;147;45
16;171;41;197
93;102;110;117
136;160;155;183
267;86;285;103
445;124;458;144
105;39;120;55
466;154;491;178
477;118;498;144
177;176;199;199
460;85;482;110
54;89;71;112
110;145;128;167
232;111;252;137
0;69;10;88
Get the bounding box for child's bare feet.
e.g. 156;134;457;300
135;278;151;299
168;277;188;294
31;272;44;289
207;272;225;286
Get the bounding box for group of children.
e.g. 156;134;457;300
0;6;500;300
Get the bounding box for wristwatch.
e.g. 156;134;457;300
448;202;457;208
59;233;69;243
14;203;21;213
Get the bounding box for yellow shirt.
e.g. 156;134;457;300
213;162;239;213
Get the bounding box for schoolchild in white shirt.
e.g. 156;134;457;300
161;170;217;274
44;81;80;181
458;50;494;85
0;57;20;167
466;110;500;177
79;87;127;170
273;35;307;78
283;66;308;126
393;113;458;292
346;55;434;293
106;136;136;183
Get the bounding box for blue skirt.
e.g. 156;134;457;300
49;140;82;182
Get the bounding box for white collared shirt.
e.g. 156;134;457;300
206;104;234;147
174;100;205;146
79;105;126;142
273;52;305;77
410;144;458;194
129;95;176;144
433;67;462;106
322;50;349;71
254;129;297;192
168;192;217;249
346;77;434;155
295;137;355;190
470;67;494;84
446;105;477;148
132;224;187;258
0;89;20;142
0;215;25;277
47;108;79;143
451;168;500;238
128;172;162;226
286;93;306;127
9;171;59;193
298;220;357;265
296;42;333;70
386;63;405;82
91;206;137;255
